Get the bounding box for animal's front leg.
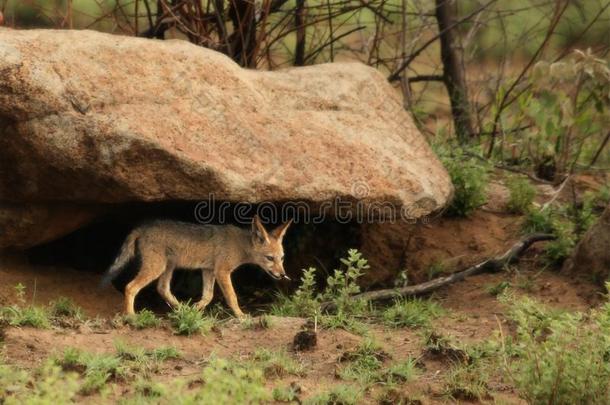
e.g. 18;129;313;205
195;270;216;311
216;269;245;318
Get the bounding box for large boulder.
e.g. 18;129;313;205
0;28;452;249
563;204;610;285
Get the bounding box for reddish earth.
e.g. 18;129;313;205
0;267;600;403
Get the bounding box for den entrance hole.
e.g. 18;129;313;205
26;201;360;313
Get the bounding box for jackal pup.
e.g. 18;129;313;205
103;216;292;317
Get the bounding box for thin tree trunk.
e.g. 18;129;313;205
229;0;258;67
294;0;306;66
435;0;475;143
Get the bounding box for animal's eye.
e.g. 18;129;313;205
265;255;274;261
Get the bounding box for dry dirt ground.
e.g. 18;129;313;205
0;174;607;404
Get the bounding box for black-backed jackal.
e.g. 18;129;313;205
103;216;291;317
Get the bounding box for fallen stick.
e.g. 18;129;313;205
323;233;555;308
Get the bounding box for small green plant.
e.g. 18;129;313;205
0;360;80;403
198;357;271;403
321;250;369;315
485;280;511;296
271;249;370;334
443;363;489;401
114;340;181;377
133;378;167;398
241;314;274;330
382;298;444;328
423;331;469;363
514;275;537;292
124;309;161;329
393;269;409;288
336;339;388;384
377;387;422;405
57;342;181;395
168;302;215;335
304;384;363;405
1;305;51;328
384;357;419;384
249;348;305;378
49;297;84;319
0;284;51;328
272;384;301;402
58;347;125;394
506;177;536;214
426;260;446;280
149;346;182;362
270;267;320;317
438;147;489;217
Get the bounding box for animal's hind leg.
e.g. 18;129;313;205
195;270;216;311
124;250;166;315
157;264;180;309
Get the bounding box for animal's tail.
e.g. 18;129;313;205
101;231;139;287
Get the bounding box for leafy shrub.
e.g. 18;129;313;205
522;208;556;234
168;302;215;335
382;298;444;328
500;293;610;404
506;177;536;213
439;148;489;217
516;51;610;177
522;203;590;265
271;249;370;333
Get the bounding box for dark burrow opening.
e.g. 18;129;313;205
26;200;360;313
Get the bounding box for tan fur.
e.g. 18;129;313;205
105;216;291;317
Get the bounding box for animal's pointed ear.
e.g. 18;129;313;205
271;219;292;240
251;215;270;244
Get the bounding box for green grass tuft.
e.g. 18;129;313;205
382;298;444;328
124;309;161;329
168;302;216;335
